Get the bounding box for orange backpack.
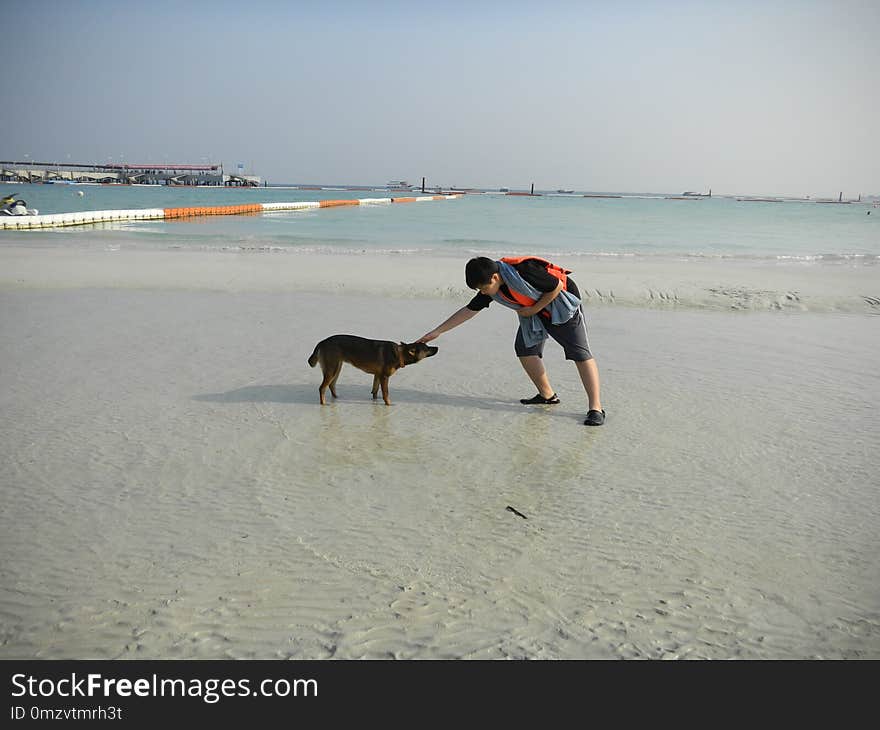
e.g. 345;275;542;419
498;257;571;316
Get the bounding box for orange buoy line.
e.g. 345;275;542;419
0;195;462;230
317;199;360;208
163;203;264;218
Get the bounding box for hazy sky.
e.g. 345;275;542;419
7;0;878;196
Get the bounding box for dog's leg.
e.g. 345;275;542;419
318;370;331;405
319;362;342;405
371;374;380;400
380;376;391;405
328;363;342;399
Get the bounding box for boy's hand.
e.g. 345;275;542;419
517;305;540;317
418;331;439;343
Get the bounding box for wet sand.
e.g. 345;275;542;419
0;249;878;658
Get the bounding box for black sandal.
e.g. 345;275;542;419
584;409;605;426
520;392;560;405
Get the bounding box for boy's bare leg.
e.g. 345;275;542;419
518;355;555;398
574;358;602;412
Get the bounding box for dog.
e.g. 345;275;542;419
308;334;438;405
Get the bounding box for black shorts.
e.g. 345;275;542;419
514;306;593;361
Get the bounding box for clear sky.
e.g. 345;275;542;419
7;0;878;196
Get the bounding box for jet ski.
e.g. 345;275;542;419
1;194;39;216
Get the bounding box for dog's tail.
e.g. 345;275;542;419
307;343;320;368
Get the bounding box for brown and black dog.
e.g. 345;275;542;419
308;334;438;405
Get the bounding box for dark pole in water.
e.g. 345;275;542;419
422;177;425;193
839;191;842;202
530;182;534;195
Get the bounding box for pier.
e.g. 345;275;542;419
0;161;261;187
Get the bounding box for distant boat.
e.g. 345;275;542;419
681;189;712;198
499;187;509;193
386;180;413;190
556;189;574;194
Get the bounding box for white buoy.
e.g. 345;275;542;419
77;191;85;197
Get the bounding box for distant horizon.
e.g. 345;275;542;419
4;158;876;200
3;158;874;198
265;181;878;199
2;172;876;201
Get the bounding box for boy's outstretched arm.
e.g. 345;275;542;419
418;306;479;342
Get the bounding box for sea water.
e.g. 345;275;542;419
3;183;878;261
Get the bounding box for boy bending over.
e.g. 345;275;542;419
418;256;605;426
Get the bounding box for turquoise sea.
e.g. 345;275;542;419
2;183;878;263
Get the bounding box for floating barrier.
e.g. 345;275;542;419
0;195;461;230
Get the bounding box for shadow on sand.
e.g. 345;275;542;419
193;383;580;417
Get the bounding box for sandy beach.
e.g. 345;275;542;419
1;242;877;313
1;246;878;659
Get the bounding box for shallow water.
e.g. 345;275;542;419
4;183;878;261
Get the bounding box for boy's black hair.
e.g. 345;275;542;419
465;257;499;289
